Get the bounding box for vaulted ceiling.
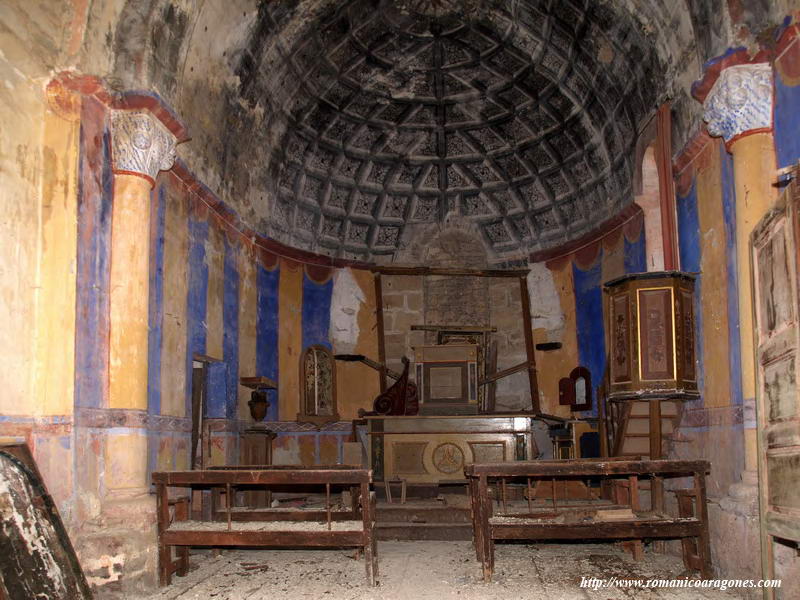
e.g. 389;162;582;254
238;0;667;261
99;0;728;263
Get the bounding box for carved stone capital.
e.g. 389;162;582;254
702;63;773;142
110;110;177;185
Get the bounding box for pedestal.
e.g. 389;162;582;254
239;429;276;508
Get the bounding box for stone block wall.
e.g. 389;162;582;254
380;274;531;411
381;275;425;376
489;278;529;411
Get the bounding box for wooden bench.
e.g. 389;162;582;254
207;465;364;523
464;459;712;582
153;466;378;586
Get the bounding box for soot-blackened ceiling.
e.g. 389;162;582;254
240;0;664;261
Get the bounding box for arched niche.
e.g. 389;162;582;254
298;345;339;425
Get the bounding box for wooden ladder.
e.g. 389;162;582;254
602;398;683;459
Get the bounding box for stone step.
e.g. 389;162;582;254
376;521;473;541
376;505;471;523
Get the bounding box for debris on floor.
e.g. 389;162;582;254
133;541;743;599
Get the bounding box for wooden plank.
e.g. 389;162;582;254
207;464;359;471
363;488;377;586
655;103;678;270
694;472;713;578
491;519;702;540
157;483;170;585
411;325;498;332
153;468;371;486
649;399;662;459
162;530;365;547
213;509;358;522
629;476;640;511
0;448;93;599
478;361;530;385
519;276;540;413
371;266;529;278
374;273;387;393
464;459;709;478
478;474;494;582
239;376;278;389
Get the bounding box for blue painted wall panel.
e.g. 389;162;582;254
624;231;647;274
774;70;800;168
185;217;209;416
573;257;605;416
257;266;280;421
205;362;227;418
74;119;112;409
146;185;166;483
301;274;333;350
147;185;166;416
676;180;705;395
720;144;743;406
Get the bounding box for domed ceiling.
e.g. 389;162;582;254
234;0;667;262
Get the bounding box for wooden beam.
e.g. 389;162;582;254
479;361;530;385
371;266;529;278
239;376;278;390
411;324;497;332
374;273;387;393
519;276;540;413
649;399;662;460
153;468;372;485
162;530;365;547
655;102;679;270
491;520;702;540
464;459;710;478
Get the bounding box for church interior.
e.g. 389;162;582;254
3;0;800;598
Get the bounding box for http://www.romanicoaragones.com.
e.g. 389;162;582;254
579;576;781;592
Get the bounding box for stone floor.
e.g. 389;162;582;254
137;541;743;599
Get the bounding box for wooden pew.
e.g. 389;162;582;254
153;466;378;586
464;459;712;582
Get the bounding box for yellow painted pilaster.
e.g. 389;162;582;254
729;132;777;471
238;249;258;419
695;144;733;409
161;183;189;417
108;174;151;411
33;93;80;416
278;259;303;420
105;431;149;491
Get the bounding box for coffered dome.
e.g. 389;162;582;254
239;0;666;262
167;0;686;263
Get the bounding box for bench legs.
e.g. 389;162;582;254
362;485;379;586
476;475;494;582
365;534;377;586
158;486;380;588
158;493;191;586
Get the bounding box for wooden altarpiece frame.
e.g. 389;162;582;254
370;266;540;413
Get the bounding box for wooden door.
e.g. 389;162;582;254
751;173;800;593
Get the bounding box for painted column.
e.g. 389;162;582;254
107;110;178;492
702;63;776;475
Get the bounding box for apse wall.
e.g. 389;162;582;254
529;204;647;417
143;165;382;472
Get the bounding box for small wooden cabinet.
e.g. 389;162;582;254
414;344;479;415
239;428;276;508
603;271;698;400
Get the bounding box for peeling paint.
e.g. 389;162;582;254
330;268;365;354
